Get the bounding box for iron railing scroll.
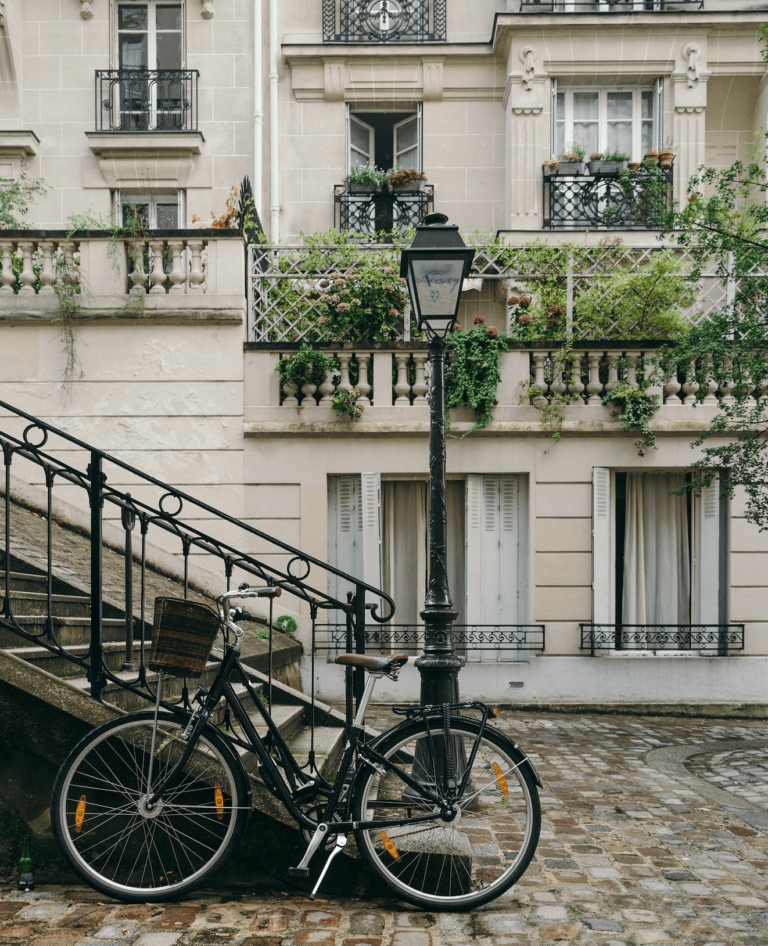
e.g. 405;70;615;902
322;0;446;43
581;624;745;656
316;623;546;658
0;400;393;710
519;1;703;11
335;184;434;238
95;70;199;132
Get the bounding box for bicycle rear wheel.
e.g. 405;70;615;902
51;710;250;901
352;715;540;911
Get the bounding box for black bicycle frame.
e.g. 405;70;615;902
149;643;449;836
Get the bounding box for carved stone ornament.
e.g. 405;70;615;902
519;45;536;91
201;0;214;18
682;42;700;89
79;0;94;19
675;106;704;114
513;107;542;116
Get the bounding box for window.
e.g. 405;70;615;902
118;2;183;72
347;107;421;173
118;191;183;228
554;88;655;161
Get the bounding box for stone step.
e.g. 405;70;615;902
0;616;133;649
0;590;92;618
285;722;346;782
5;641;151;677
4;571;48;593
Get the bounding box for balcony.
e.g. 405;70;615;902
322;0;446;42
581;624;745;655
519;1;703;11
544;166;672;230
334;183;434;238
95;69;199;133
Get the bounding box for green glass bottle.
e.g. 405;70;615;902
18;837;34;891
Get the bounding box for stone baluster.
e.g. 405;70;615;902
59;241;77;289
531;352;548;406
38;241;56;293
300;380;318;408
586;350;603;406
356;353;372;406
17;241;36;293
412;353;429;404
701;356;719;406
148;239;167;294
336;353;352;396
663;361;682;407
187;240;205;294
394;352;411;405
129;241;148;294
719;358;736;407
567;352;585;402
318;366;336;406
604;351;621;396
282;380;299;407
167;240;185;294
0;241;15;292
548;352;565;400
625;351;640;389
682;360;700;406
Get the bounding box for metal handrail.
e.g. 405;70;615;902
1;399;393;704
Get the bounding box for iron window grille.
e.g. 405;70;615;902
580;624;745;655
315;624;546;655
95;69;199;132
543;166;672;230
322;0;447;43
519;1;703;11
335;183;434;238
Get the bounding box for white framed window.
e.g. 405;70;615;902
116;2;183;71
116;190;184;228
554;88;656;161
346;106;422;174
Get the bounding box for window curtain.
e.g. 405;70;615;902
622;473;690;625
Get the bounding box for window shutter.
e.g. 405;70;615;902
694;476;720;626
361;472;383;608
655;76;664;152
328;475;363;613
592;467;611;625
550;77;558;157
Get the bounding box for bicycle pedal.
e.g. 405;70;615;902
287;866;310;878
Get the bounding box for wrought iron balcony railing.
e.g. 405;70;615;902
334;183;434;238
519;1;703;11
544;166;672;230
581;624;745;656
316;623;546;658
323;0;446;42
95;69;199;133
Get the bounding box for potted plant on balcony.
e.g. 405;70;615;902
658;140;675;169
346;166;386;194
385;167;427;192
644;149;659;167
588;152;604;174
557;143;586;175
592;152;629;174
543;158;559;177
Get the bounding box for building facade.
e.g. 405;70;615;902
2;0;768;706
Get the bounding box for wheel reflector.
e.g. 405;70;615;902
75;795;86;833
493;762;509;796
215;785;224;819
380;830;401;861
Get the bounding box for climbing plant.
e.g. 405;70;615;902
602;381;660;456
445;317;514;435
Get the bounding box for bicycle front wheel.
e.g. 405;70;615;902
51;710;250;902
352;715;540;911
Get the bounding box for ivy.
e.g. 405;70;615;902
276;342;337;388
602;381;660;456
0;177;47;229
445;320;513;435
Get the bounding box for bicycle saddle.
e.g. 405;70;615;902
334;653;409;674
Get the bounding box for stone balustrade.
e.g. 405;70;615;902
0;230;246;322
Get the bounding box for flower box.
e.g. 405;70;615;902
588;159;628;175
556;161;586;175
347;182;377;194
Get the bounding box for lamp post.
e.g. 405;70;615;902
400;213;475;707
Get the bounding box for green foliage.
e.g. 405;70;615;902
347;166;387;187
0;177;47;229
603;152;629;162
575;251;694;340
315;261;408;343
602;381;660;456
276;343;337;388
445;325;513;435
275;615;298;634
330;387;365;419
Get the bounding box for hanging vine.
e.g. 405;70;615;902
445;317;513;435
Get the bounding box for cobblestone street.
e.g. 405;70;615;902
4;709;768;946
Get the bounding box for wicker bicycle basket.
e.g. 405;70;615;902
149;597;222;678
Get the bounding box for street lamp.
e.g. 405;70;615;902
400;213;475;707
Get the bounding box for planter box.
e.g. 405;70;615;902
391;180;425;193
588;160;628;175
556;162;586;175
347;182;378;194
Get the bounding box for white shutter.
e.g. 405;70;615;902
360;472;383;608
349;114;375;171
592;467;612;626
694;475;720;626
393;114;419;170
328;475;363;616
466;475;521;663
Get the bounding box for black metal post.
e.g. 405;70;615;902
87;452;105;702
415;334;462;706
121;496;137;671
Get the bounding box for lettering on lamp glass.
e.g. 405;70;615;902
411;260;463;317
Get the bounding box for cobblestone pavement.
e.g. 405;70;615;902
5;708;768;946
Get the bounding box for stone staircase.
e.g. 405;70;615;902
0;500;354;889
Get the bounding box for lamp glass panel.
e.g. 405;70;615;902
409;258;465;320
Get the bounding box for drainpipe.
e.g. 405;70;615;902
254;0;263;220
269;0;280;242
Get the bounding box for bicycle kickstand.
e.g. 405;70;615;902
308;835;347;902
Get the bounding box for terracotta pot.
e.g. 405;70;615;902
628;162;641;171
658;149;674;168
644;150;659;166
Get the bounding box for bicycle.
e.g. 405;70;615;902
51;587;542;911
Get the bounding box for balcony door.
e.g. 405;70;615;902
116;2;184;130
347;106;422;174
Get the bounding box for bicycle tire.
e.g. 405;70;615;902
351;715;540;911
51;710;251;902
